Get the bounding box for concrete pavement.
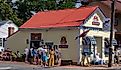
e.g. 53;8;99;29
0;61;121;70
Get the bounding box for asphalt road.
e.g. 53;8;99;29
0;61;121;70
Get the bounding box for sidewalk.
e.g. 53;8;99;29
58;65;121;70
0;61;121;70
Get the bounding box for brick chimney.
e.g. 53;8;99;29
8;27;14;37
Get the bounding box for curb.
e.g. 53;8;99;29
0;67;12;70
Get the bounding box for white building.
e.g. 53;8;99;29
7;6;116;64
0;20;18;51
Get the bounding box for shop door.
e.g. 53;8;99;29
30;33;41;49
30;41;40;49
95;37;102;58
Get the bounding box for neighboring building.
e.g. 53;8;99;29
89;0;121;49
6;6;115;64
0;20;18;51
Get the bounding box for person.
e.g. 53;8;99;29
32;48;37;65
93;53;104;65
54;45;58;65
28;48;33;64
114;48;120;64
37;46;43;66
42;48;48;67
5;48;12;61
0;52;3;61
57;49;61;66
16;51;21;61
49;48;55;67
81;46;90;66
11;52;17;61
24;47;29;63
54;46;61;66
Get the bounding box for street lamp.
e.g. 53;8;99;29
108;0;115;67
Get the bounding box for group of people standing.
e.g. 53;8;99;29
0;48;21;61
24;45;61;67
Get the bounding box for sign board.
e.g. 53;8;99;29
92;16;100;26
59;45;68;48
103;18;111;31
83;13;103;28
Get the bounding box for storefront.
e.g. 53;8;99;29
6;6;116;64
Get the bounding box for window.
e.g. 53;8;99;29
31;33;41;40
0;38;2;46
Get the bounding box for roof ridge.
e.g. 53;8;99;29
20;6;98;28
37;6;98;14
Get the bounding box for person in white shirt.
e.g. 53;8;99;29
94;53;104;65
24;47;29;63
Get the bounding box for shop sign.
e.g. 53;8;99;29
92;16;100;26
59;36;68;48
103;18;110;31
59;45;68;48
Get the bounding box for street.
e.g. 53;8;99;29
0;61;121;70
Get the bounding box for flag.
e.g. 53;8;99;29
75;29;90;40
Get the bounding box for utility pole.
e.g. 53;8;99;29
108;0;115;67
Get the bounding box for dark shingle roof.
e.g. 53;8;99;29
0;20;8;26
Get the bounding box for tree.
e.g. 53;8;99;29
13;0;75;24
0;0;22;26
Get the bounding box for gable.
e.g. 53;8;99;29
0;20;18;38
82;8;106;29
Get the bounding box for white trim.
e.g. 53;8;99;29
83;7;106;25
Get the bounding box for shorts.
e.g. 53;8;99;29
42;56;48;62
38;54;41;59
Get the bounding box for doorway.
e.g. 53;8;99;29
30;33;41;49
30;41;41;49
95;37;102;58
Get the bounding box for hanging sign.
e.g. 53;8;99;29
92;16;100;26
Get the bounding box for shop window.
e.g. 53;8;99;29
31;33;41;40
0;38;2;46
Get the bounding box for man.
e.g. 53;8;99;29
93;53;104;65
81;45;90;66
114;48;120;64
24;47;29;63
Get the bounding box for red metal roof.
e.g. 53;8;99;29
20;6;98;28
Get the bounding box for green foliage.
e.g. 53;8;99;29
0;0;75;26
13;0;75;24
0;0;22;26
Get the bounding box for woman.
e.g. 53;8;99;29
49;48;55;67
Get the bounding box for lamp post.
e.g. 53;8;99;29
108;0;115;67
